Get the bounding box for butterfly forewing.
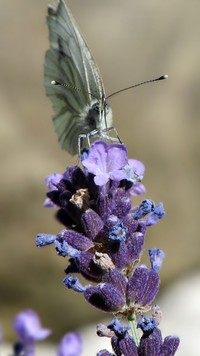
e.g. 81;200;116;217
44;0;108;154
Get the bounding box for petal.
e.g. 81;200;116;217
36;233;56;247
105;269;127;296
161;335;180;356
57;332;82;356
45;173;62;190
81;209;104;240
111;334;138;356
127;266;160;306
109;170;127;182
128;159;145;177
133;200;155;220
107;144;128;172
148;249;165;272
63;275;86;293
13;310;51;343
84;283;125;312
107;319;130;337
145;202;166;226
138;328;162;355
94;173;109;186
58;230;94;251
129;183;146;196
82;141;108;175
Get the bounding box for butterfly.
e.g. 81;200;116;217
44;0;117;155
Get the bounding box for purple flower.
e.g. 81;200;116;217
64;275;86;293
57;332;82;356
37;140;179;355
107;319;130;337
138;327;180;356
44;173;63;207
84;266;159;313
108;222;128;242
81;141;129;186
137;315;158;333
149;248;165;272
161;335;180;356
111;333;138;356
99;320;138;356
127;265;160;307
36;233;57;247
145;202;166;226
13;310;51;355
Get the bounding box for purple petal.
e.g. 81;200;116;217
45;173;62;190
107;319;130;337
13;310;51;343
44;197;55;207
149;249;165;272
125;232;145;264
57;230;94;251
84;283;125;312
105;269;127;296
81;209;104;240
57;332;82;356
112;190;132;218
107;144;128;172
138;327;162;355
138;315;158;333
36;233;56;247
94;173;109;186
161;335;180;356
82;141;108;176
128;159;145;177
129;183;146;196
54;240;79;258
109;169;127;182
111;334;138;356
133;200;155;220
145;202;166;226
82;141;129;186
127;266;160;306
64;275;86;293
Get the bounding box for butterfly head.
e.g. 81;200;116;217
87;100;113;133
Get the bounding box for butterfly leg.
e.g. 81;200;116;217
78;127;122;155
101;126;123;144
78;129;99;155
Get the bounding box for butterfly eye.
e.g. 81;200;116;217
92;103;100;113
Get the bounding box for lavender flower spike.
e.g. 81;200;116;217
37;139;180;355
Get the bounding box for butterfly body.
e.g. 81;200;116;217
44;0;113;155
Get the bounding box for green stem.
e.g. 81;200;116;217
128;314;140;347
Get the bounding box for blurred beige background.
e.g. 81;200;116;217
0;0;200;352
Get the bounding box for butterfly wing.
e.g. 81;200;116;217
44;0;106;155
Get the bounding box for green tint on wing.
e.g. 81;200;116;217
44;0;105;154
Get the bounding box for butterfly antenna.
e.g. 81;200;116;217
106;74;168;100
51;80;98;100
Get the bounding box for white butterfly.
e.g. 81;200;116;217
44;0;116;155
